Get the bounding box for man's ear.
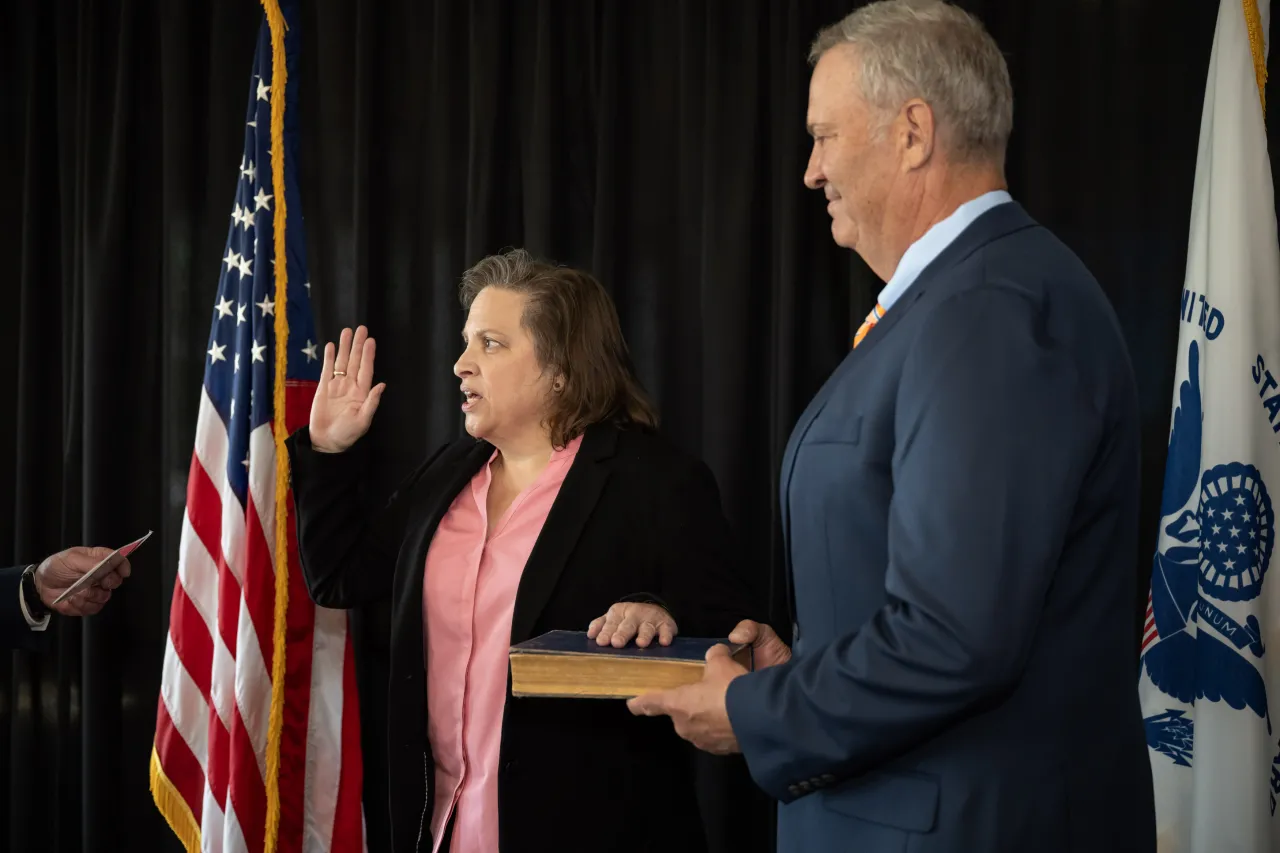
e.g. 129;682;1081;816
900;98;936;170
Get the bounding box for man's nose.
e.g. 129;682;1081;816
803;143;826;190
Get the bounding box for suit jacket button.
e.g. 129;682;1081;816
820;774;836;784
798;780;812;792
787;784;801;797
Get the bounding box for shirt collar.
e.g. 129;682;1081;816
876;189;1012;311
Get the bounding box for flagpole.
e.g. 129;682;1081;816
1242;0;1267;114
259;2;291;852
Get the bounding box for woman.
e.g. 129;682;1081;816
285;249;759;853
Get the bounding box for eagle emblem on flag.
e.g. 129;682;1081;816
1142;338;1277;761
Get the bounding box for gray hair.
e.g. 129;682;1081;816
809;0;1013;165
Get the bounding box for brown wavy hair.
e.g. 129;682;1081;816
459;249;659;448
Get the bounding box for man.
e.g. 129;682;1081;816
2;546;131;649
628;1;1156;850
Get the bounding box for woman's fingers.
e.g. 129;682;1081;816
322;327;379;399
589;603;677;648
591;603;625;645
610;615;640;647
635;621;658;648
357;335;377;390
346;326;368;383
360;383;386;424
318;341;336;394
333;327;353;376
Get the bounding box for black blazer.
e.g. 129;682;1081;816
285;422;760;853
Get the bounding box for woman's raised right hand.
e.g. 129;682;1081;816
309;325;387;453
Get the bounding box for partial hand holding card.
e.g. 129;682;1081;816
52;531;152;606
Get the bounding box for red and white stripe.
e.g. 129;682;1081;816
1142;589;1159;653
153;383;365;852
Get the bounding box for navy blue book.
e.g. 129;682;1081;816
509;629;752;699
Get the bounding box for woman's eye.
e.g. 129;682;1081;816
483;338;498;350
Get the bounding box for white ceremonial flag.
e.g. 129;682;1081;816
1138;0;1280;850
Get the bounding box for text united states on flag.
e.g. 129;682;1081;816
150;2;364;851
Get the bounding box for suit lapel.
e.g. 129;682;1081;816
393;440;491;636
508;424;617;644
839;200;1038;362
778;202;1038;605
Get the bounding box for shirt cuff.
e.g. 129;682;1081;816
18;568;50;631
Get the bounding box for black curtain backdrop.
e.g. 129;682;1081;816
1;0;1269;851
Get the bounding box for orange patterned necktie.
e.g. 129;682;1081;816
853;302;885;349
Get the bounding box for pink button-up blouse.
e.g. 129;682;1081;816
422;435;582;853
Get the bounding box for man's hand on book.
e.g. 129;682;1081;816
626;644;746;755
729;620;792;669
587;602;677;648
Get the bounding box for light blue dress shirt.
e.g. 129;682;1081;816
875;190;1012;311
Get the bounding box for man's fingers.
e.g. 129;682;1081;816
115;559;132;579
76;587;111;607
587;616;605;639
704;644;749;680
728;619;759;644
100;566;129;589
63;546;112;567
79;591;109;615
626;691;669;716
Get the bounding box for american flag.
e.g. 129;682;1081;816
1142;589;1158;653
150;2;365;851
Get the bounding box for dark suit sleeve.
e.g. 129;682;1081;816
1;565;47;651
650;457;764;638
725;285;1102;801
286;425;446;610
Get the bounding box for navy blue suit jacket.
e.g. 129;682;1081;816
725;203;1155;852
